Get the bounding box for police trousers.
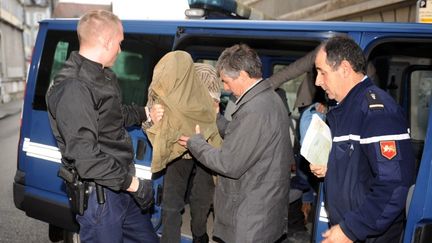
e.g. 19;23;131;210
76;187;159;243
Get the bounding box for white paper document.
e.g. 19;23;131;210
300;114;332;166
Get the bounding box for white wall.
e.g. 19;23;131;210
113;0;189;20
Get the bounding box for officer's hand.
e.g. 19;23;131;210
322;224;353;243
309;164;327;178
315;102;327;114
131;178;154;211
150;104;164;124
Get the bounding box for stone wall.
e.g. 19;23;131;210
239;0;418;22
0;0;26;103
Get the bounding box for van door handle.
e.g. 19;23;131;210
136;139;146;161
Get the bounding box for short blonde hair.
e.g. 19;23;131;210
194;63;221;102
77;10;121;45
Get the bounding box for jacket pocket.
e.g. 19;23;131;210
214;188;239;228
335;142;353;161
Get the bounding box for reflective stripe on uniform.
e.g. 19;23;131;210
333;132;411;144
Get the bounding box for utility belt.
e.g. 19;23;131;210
58;165;105;215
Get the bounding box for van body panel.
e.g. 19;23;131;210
404;95;432;242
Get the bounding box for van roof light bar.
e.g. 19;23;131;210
186;0;273;20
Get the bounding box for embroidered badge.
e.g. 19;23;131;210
380;141;397;160
366;90;384;110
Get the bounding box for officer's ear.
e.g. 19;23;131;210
340;60;352;77
96;29;111;50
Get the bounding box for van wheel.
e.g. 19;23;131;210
48;224;63;242
63;231;80;243
48;224;80;243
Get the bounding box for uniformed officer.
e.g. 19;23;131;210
310;36;415;243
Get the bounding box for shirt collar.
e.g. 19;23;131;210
235;78;263;105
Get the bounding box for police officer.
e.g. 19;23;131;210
310;36;415;242
46;10;161;242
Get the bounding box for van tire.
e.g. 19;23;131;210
48;224;80;243
48;224;63;242
63;231;80;243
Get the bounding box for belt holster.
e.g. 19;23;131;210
58;165;89;216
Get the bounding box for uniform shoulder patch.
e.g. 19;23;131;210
366;90;384;110
380;141;397;160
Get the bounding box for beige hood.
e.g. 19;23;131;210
146;51;222;173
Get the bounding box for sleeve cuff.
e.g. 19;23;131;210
121;174;133;191
187;134;206;156
134;104;146;122
339;221;357;242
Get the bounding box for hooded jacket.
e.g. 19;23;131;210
146;51;222;173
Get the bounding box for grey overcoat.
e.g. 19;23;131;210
188;79;293;243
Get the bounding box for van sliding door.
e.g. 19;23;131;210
363;34;432;243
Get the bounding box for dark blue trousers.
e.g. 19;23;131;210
76;188;159;243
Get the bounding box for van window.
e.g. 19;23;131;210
33;30;173;110
410;69;432;141
113;51;149;106
367;39;432;172
195;59;217;67
49;41;69;83
33;30;77;110
274;64;304;117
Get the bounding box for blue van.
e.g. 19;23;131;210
13;17;432;242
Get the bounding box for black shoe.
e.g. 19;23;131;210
193;233;209;243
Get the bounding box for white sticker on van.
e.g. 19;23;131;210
135;164;152;180
319;201;329;222
22;138;153;180
23;138;61;163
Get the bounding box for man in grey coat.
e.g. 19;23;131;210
179;44;293;243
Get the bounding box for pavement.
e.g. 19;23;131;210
0;99;23;120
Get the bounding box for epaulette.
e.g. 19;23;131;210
366;90;384;110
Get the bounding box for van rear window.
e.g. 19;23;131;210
33;30;78;110
32;30;173;110
49;41;69;83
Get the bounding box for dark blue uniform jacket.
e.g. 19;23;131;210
324;77;415;241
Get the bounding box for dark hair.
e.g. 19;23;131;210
321;36;366;75
216;44;262;79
